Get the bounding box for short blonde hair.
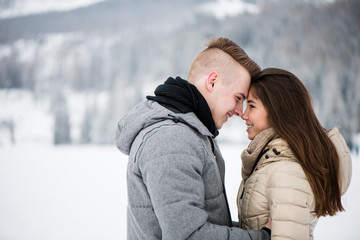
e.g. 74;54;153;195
188;37;260;83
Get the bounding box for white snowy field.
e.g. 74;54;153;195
0;144;358;239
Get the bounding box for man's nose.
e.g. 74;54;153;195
234;103;243;117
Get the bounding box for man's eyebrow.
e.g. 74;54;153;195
238;93;246;99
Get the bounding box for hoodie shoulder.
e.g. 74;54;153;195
115;100;212;156
115;100;168;155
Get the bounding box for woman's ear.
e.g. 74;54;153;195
206;71;218;92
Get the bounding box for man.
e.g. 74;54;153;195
116;37;271;239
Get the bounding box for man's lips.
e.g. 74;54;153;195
225;112;233;121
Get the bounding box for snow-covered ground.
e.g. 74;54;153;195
0;144;358;239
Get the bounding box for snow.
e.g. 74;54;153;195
0;145;126;239
0;144;359;239
0;0;107;19
0;90;53;146
198;0;259;20
0;89;112;146
66;90;110;144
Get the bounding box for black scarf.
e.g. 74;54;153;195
147;77;218;137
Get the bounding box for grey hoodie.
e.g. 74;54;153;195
116;100;270;240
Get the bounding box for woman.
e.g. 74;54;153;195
237;68;352;239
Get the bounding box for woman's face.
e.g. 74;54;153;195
241;88;270;140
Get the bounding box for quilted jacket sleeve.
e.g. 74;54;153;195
266;161;314;240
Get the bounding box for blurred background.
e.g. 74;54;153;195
0;0;359;147
0;0;359;239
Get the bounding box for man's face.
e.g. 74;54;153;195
208;65;251;130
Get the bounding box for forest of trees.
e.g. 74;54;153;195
0;0;359;147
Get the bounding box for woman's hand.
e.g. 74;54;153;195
265;218;271;229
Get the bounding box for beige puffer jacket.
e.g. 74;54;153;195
237;127;352;240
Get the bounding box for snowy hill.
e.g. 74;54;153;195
0;0;359;147
0;0;107;19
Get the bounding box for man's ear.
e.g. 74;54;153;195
206;71;218;92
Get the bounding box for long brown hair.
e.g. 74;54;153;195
251;68;344;217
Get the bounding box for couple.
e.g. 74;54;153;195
116;37;352;239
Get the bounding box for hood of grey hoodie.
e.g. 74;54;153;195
115;100;213;155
